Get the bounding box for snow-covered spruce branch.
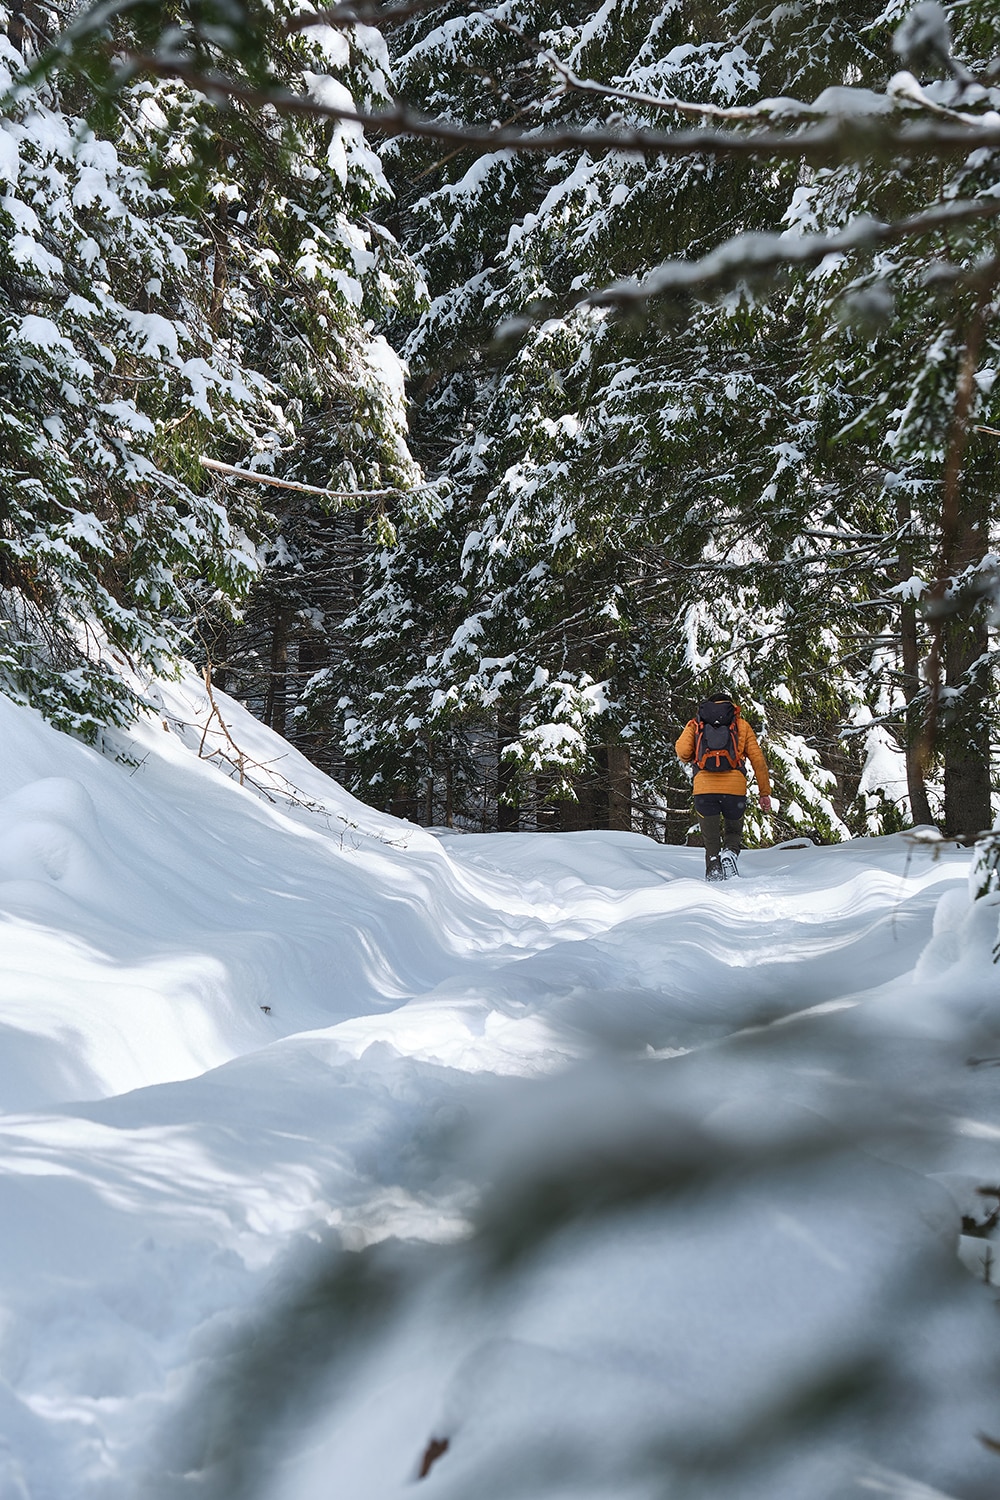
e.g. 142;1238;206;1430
121;57;1000;166
657;527;911;573
543;56;986;129
585;200;1000;307
541;53;768;123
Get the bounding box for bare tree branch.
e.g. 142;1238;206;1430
199;456;409;500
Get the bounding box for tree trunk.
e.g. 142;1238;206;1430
496;706;520;832
927;295;997;841
445;750;454;828
936;470;994;840
942;604;992;839
263;605;289;732
294;633;328;759
424;738;435;826
894;487;934;827
607;743;632;831
558;785;591;831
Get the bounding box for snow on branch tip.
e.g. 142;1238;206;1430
584;200;1000;309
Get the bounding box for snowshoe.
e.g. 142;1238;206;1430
705;856;724;883
720;851;740;880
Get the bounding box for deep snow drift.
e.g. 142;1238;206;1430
0;674;998;1500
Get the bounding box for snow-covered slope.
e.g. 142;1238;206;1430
0;676;998;1500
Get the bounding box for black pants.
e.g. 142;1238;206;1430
694;792;746;864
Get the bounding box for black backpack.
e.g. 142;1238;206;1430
694;699;743;773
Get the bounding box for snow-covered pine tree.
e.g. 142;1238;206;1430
0;3;267;734
338;0;1000;838
109;2;436;760
118;6;430;754
779;0;1000;838
0;0;427;748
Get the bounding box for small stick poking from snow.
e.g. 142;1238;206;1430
417;1437;449;1479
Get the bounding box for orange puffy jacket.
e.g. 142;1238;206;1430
675;705;772;798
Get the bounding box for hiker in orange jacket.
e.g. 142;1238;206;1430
675;691;772;882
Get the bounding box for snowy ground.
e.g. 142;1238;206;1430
0;674;999;1500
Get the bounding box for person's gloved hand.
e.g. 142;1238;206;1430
760;794;773;814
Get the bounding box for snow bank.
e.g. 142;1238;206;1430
0;677;996;1500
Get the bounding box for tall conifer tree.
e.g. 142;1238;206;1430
334;0;999;838
0;0;424;743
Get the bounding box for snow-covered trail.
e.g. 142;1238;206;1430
280;842;950;1113
0;677;997;1500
